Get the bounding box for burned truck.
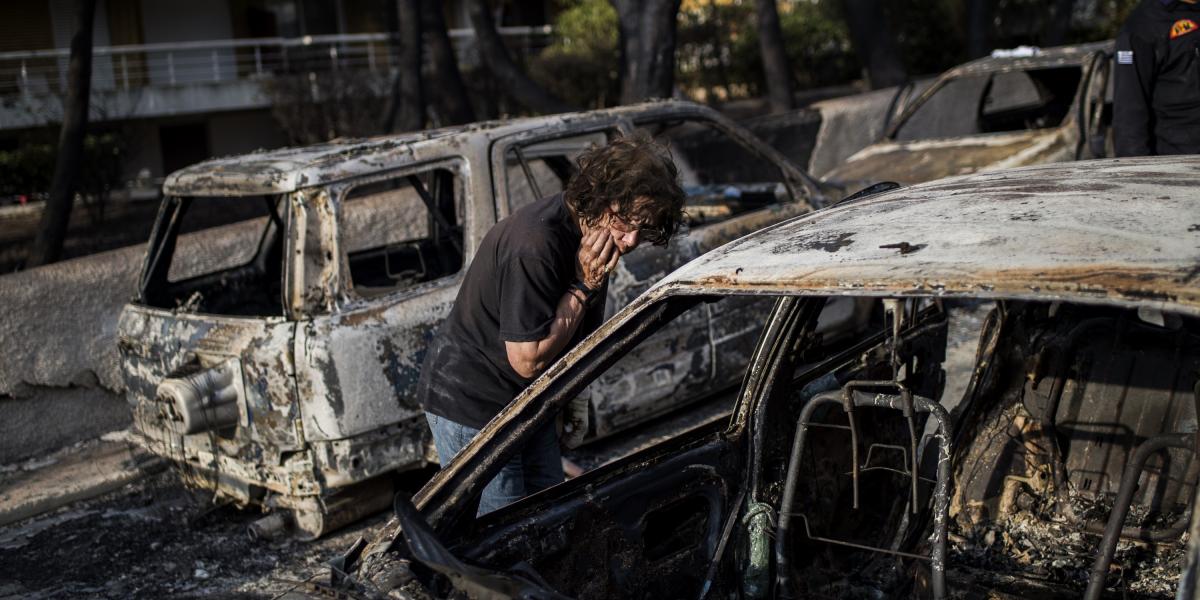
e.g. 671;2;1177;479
348;157;1200;599
116;101;827;538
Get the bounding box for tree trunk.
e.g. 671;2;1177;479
28;0;96;268
1044;0;1076;47
466;0;573;115
965;0;994;60
422;0;476;125
612;0;681;104
756;0;794;112
842;0;907;90
384;0;424;133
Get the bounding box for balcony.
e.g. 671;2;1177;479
0;27;551;131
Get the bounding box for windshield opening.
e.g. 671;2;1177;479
895;66;1083;142
635;118;789;227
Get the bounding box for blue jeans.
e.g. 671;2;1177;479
425;413;564;516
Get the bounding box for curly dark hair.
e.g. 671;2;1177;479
564;131;686;247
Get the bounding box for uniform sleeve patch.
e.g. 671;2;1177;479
1171;19;1197;39
1117;50;1134;64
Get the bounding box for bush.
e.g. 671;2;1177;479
0;133;125;201
529;0;620;109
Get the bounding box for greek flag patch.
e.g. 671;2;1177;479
1117;50;1134;65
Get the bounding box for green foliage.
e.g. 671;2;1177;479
1071;0;1140;42
677;0;857;102
530;0;620;109
777;0;858;88
889;0;965;76
0;133;125;200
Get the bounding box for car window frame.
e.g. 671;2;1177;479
490;121;630;221
631;112;822;210
329;157;471;307
886;60;1095;142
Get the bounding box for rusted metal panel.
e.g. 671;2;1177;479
822;129;1072;187
665;157;1200;317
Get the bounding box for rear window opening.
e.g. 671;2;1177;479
895;66;1084;142
636;118;788;227
138;195;285;317
341;167;465;299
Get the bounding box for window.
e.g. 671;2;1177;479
895;66;1083;141
341;167;464;298
145;195;286;316
504;131;612;213
635;119;787;227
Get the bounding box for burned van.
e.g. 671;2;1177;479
116;101;827;538
348;157;1200;599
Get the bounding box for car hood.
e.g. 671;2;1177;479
822;130;1068;188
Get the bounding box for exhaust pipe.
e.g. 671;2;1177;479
156;361;241;434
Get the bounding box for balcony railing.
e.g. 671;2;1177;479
0;27;552;98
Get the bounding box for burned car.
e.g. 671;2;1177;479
348;157;1200;600
823;42;1113;187
115;101;827;538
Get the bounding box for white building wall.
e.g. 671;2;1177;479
48;0;115;90
139;0;237;85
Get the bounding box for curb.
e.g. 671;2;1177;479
0;440;166;528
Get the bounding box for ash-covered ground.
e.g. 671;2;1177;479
0;469;390;599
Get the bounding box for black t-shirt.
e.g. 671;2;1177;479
416;193;606;429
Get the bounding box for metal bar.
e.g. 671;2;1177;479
254;46;262;76
367;42;375;72
774;393;838;598
212;49;219;81
786;513;932;561
19;60;27;96
1084;433;1194;600
120;54;128;90
513;146;543;201
774;388;952;599
167;52;175;85
0;27;554;61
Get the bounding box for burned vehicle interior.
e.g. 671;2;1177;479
139;194;288;316
370;293;1197;600
895;66;1084;142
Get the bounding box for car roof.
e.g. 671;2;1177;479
162;100;716;197
661;156;1200;316
947;40;1113;76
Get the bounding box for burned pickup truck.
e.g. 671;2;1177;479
823;41;1113;187
116;100;827;538
349;157;1200;599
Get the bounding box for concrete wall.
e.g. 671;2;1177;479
0;216;260;464
0;243;143;463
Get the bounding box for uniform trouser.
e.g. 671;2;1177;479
424;412;564;516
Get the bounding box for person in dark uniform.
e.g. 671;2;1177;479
415;133;686;515
1114;0;1200;156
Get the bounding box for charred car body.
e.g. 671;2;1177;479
116;101;828;538
823;42;1114;188
349;157;1200;599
